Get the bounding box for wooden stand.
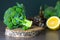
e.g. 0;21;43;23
5;26;44;38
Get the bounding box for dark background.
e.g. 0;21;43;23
0;0;58;21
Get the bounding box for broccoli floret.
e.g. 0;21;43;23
4;3;32;30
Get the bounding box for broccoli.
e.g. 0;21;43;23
4;3;32;30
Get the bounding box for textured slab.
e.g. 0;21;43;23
5;26;44;38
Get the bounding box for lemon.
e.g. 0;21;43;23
46;16;60;30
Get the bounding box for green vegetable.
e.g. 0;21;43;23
55;1;60;18
4;3;32;30
44;1;60;19
44;7;56;19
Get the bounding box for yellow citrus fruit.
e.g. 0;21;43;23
46;16;60;30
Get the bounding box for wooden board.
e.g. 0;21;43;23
5;26;44;38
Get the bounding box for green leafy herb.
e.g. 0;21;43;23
44;1;60;19
44;7;56;19
55;1;60;18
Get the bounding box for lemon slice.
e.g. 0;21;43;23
46;16;60;30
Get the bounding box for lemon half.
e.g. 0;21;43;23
46;16;60;30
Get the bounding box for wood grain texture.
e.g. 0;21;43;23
5;26;44;38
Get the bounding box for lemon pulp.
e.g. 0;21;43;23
46;16;60;30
